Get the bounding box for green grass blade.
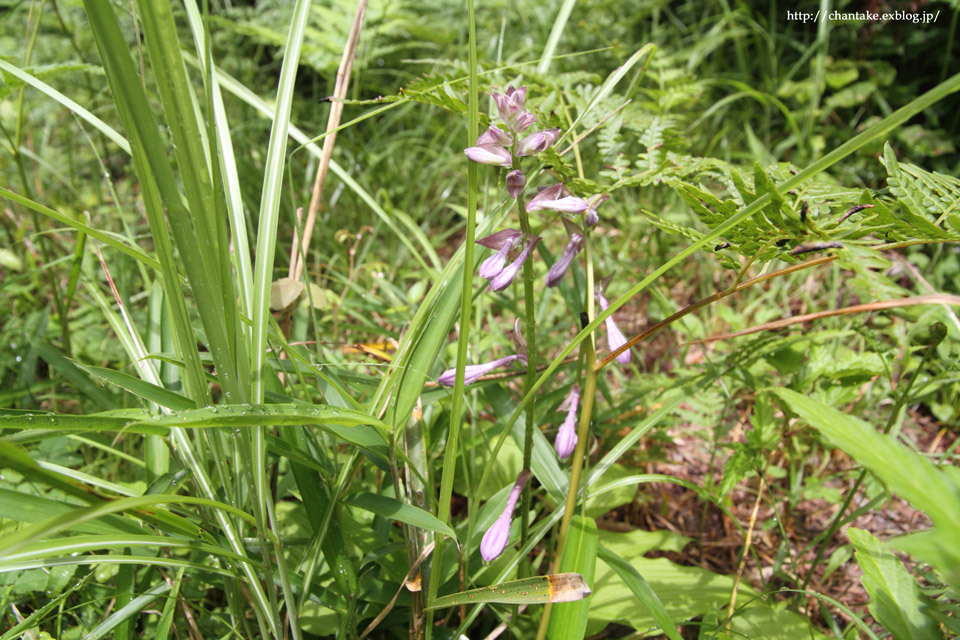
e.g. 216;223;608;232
250;0;311;402
83;580;171;640
0;187;160;271
536;0;577;74
346;492;457;539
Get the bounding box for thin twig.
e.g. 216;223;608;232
289;0;368;282
688;294;960;345
727;477;765;622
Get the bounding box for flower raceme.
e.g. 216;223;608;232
437;353;527;387
555;385;580;459
598;294;631;365
480;470;532;561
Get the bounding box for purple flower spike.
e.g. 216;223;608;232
465;144;512;167
506;170;526;198
437;353;527;387
480;470;531;562
599;294;631;365
526;183;589;214
489;237;540;291
477;126;512;147
517;128;561;156
545;233;584;287
555;385;580;459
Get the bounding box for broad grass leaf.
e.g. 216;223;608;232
848;528;941;640
547;516;598;640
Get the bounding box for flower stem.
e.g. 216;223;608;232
514;165;537;561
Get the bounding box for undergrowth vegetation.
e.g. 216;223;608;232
2;1;959;638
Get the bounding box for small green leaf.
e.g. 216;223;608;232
426;573;591;610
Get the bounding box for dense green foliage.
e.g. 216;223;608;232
2;0;959;638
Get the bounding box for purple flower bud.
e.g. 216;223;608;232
511;110;537;133
480;470;531;562
545;234;584;287
464;144;512;167
585;194;608;226
493;86;527;124
479;243;512;279
599;294;631;365
555;385;580;459
437;353;527;387
517;128;561;156
489;237;539;291
506;170;526;198
477;126;512;147
526;183;589;214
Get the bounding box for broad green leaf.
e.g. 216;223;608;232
848;528;941;640
770;387;960;586
427;573;591;610
769;388;960;531
547;516;598;640
596;546;683;640
345;493;456;539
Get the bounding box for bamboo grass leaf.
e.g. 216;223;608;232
426;573;591;610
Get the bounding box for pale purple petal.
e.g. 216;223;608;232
545;234;583;287
555;386;580;458
517;128;561;156
527;196;590;214
480;471;531;562
493;86;527;125
505;170;526;198
437;354;527;387
476;229;522;250
464;144;512;167
511;110;537;133
477;125;512;147
598;295;630;365
479;244;510;279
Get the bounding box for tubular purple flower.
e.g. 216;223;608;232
505;170;526;198
480;470;531;562
437;353;527;387
489;237;539;291
517;128;561;156
464;144;512;167
477;125;512;147
599;294;631;365
545;233;584;287
477;229;522;278
526;183;589;214
511;110;537;133
555;385;580;459
479;243;512;279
